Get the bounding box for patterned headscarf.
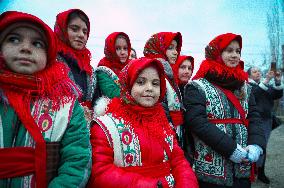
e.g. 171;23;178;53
193;33;248;90
54;9;92;75
143;32;182;61
98;32;131;75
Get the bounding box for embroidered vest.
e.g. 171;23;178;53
95;113;176;187
191;78;251;186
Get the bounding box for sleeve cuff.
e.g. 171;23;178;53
273;83;284;90
259;82;269;91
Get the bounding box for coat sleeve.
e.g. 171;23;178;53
48;100;91;188
88;123;160;188
247;92;266;149
169;136;199;188
97;71;120;99
183;84;237;158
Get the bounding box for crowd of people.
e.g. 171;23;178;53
0;9;282;188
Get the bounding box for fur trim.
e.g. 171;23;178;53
93;96;111;118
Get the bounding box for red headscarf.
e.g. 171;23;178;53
98;32;131;75
106;57;172;145
193;33;248;89
54;9;92;75
0;11;79;187
143;32;182;61
171;55;194;85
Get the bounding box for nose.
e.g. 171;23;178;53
20;41;32;54
78;30;85;38
145;82;154;91
173;49;178;56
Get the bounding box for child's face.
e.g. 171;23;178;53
115;36;128;63
178;59;193;83
67;17;88;50
131;66;160;107
1;27;47;74
221;40;241;68
166;40;178;64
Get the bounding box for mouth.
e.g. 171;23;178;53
16;57;34;64
74;40;84;44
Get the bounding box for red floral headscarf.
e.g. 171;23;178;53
171;55;194;85
143;32;182;61
54;9;92;75
98;32;131;75
193;33;248;89
106;57;172;146
0;11;79;187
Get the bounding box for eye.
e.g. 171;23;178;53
136;78;145;85
33;40;46;49
236;49;241;54
152;80;160;86
69;25;79;32
7;36;20;44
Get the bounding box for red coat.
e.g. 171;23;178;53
88;121;198;188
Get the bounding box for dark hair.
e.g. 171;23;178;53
131;48;137;57
247;67;253;76
68;10;89;28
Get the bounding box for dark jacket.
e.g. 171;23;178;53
249;80;283;119
58;53;99;107
183;83;266;158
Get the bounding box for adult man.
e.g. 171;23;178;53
247;66;283;184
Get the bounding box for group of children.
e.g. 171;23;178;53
0;9;266;188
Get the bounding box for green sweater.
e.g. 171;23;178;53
0;99;91;188
97;70;120;99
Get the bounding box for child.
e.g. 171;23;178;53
96;32;131;100
0;11;91;187
144;32;184;143
54;9;98;119
88;58;198;188
172;55;194;97
184;33;266;188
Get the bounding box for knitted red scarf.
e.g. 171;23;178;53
143;32;182;61
98;32;131;76
193;33;248;88
54;9;92;75
106;58;172;145
171;55;194;86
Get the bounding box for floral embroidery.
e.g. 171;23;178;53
122;131;132;145
125;153;134;164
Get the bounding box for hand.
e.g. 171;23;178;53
245;145;263;162
275;70;282;84
263;71;274;84
229;144;248;163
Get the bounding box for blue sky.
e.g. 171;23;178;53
0;0;281;72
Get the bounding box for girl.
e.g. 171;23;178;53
89;58;198;188
54;9;98;116
183;33;266;188
96;32;131;100
144;32;184;143
172;55;194;97
0;11;91;187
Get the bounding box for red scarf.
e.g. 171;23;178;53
171;55;194;86
98;32;131;76
54;9;92;75
193;33;248;89
143;32;182;61
0;11;79;187
107;58;172;145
